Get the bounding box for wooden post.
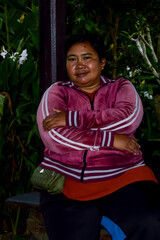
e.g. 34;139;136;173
39;0;66;96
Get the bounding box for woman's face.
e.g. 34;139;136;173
66;41;106;92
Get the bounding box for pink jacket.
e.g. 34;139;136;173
37;76;145;183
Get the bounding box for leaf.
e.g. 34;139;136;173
0;127;5;158
10;11;36;46
152;150;160;157
3;0;29;12
0;94;6;120
0;185;6;195
0;92;13;114
137;75;155;80
16;100;32;117
20;58;35;80
0;58;9;91
29;29;39;49
26;122;38;146
0;18;3;30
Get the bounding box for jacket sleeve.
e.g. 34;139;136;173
66;79;143;134
37;83;114;154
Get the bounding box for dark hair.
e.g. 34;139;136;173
65;34;106;60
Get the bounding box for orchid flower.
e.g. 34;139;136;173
0;46;8;59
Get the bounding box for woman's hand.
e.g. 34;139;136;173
43;108;66;131
113;133;140;155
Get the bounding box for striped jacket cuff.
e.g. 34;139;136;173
100;131;114;147
66;110;79;127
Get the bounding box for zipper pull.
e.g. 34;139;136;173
90;146;100;151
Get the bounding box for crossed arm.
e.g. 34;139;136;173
43;108;140;155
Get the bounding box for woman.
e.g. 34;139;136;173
37;34;160;240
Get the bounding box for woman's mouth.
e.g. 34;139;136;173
75;72;88;77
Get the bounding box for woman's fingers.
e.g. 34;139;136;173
43;115;54;131
43;111;66;131
113;134;140;154
128;137;140;155
52;107;62;113
43;121;53;131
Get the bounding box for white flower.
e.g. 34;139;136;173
0;46;8;59
18;49;28;65
144;91;153;99
1;47;28;65
9;52;19;61
126;66;130;71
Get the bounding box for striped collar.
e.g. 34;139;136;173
58;75;117;89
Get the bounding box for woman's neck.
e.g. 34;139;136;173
79;80;100;93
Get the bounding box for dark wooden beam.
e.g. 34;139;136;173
39;0;66;96
55;0;66;84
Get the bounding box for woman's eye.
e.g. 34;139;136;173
68;58;76;62
84;56;91;60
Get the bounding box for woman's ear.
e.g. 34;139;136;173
100;58;106;70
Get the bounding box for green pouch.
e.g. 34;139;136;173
31;166;65;194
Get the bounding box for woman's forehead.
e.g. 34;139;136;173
67;41;98;56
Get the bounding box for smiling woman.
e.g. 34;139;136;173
36;34;160;240
66;41;106;92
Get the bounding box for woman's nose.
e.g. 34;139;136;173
76;60;85;69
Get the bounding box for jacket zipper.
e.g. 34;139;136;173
80;150;87;182
64;82;109;182
76;86;106;182
80;93;95;182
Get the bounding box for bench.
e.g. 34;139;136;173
6;191;41;209
6;192;126;240
6;192;48;240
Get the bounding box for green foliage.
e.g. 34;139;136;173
66;0;160;135
0;0;40;235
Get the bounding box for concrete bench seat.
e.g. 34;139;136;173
6;191;41;209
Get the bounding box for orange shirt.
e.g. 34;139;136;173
63;166;158;201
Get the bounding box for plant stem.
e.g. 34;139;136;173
11;206;21;235
4;4;10;51
14;207;21;235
